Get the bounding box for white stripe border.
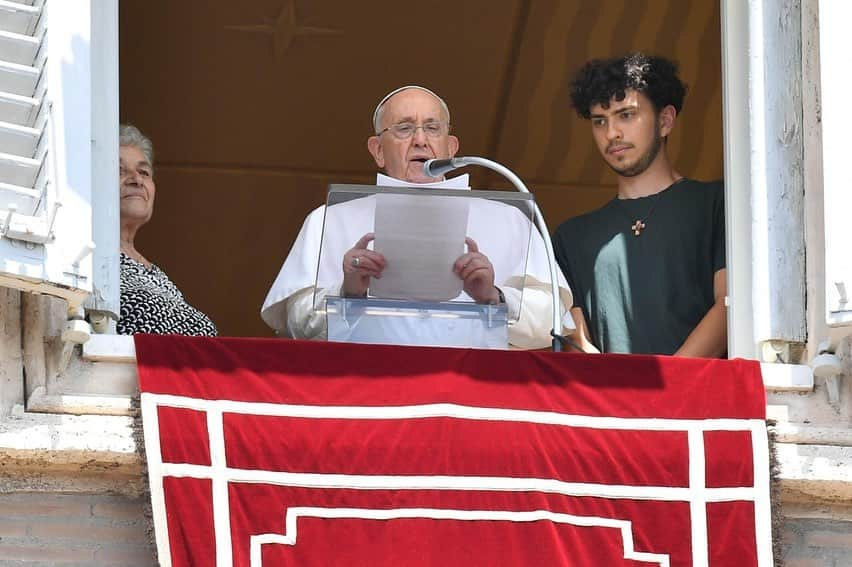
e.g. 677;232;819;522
250;507;671;567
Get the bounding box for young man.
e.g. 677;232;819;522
552;53;726;357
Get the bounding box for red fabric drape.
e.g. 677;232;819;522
136;335;769;567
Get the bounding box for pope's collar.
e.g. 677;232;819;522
376;172;470;190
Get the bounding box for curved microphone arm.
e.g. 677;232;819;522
424;157;566;352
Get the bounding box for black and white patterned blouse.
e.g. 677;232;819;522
118;253;217;336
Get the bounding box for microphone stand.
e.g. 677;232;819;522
425;157;568;352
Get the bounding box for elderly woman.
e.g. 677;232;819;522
118;124;217;336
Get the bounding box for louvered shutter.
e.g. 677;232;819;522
0;0;118;316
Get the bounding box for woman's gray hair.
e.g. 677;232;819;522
119;123;154;166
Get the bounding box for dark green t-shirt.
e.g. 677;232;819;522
552;179;725;355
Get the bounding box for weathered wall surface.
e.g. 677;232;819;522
0;492;155;566
0;288;22;419
782;517;852;567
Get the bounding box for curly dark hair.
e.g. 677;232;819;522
569;53;687;119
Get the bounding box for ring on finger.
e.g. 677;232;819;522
351;256;361;267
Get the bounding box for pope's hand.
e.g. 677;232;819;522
453;237;500;304
342;233;386;297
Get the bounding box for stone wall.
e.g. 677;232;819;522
0;288;22;419
0;492;155;566
1;482;850;565
781;517;852;567
770;350;852;566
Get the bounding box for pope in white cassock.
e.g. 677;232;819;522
261;85;573;349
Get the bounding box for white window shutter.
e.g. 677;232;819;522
818;0;852;327
0;0;117;316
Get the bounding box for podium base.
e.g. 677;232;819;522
326;296;508;349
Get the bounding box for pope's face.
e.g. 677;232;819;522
367;89;459;183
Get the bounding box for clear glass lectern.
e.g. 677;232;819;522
314;184;536;349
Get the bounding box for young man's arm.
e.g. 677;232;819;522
674;269;727;358
569;306;601;354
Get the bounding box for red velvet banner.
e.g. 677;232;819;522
136;335;771;567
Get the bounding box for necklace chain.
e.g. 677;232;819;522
620;194;661;237
619;178;683;237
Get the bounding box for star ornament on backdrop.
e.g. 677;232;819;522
225;0;342;59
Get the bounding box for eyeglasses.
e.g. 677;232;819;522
377;121;450;140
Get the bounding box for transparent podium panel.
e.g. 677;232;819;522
326;297;508;349
313;183;537;348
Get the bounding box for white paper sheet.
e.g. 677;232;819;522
370;193;470;301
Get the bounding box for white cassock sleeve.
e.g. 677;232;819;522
278;286;335;339
260;204;338;338
501;275;574;350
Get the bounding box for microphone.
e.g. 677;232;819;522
421;156;569;352
423;158;466;179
